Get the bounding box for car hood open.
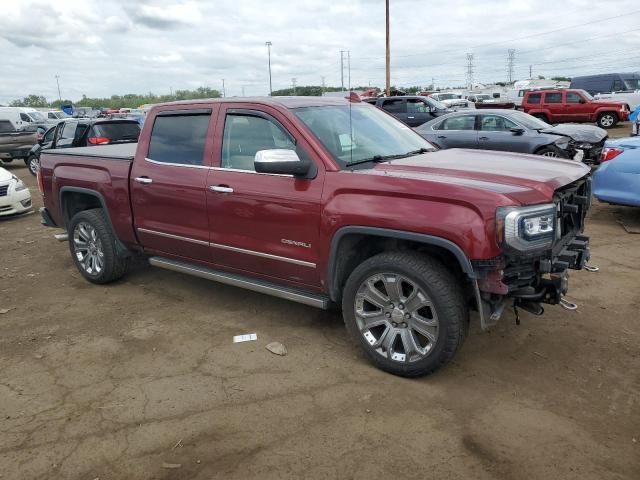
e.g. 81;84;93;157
540;124;607;143
362;148;590;205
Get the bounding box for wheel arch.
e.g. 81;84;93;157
59;187;130;257
327;226;475;303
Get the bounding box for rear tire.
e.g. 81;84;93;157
597;112;618;129
341;251;468;377
533;113;549;123
26;155;39;176
68;208;129;284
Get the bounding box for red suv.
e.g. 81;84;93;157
522;89;629;129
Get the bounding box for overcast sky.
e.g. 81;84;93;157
1;0;639;104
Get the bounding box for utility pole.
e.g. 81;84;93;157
221;79;225;97
292;78;297;95
529;64;533;79
265;41;273;95
385;0;390;96
54;75;62;102
507;49;516;84
321;76;326;94
465;53;474;90
340;50;345;91
347;50;351;91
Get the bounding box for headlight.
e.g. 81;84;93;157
496;204;557;252
12;175;27;192
554;137;570;149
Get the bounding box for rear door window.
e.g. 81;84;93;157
60;121;78;140
147;113;210;166
381;99;406;113
544;92;562;103
437;115;476;130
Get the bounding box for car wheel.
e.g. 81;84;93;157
537;146;564;158
26;155;39;176
341;251;468;377
533;114;549;123
68;208;129;284
597;112;618;129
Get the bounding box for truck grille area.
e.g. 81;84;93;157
0;184;8;197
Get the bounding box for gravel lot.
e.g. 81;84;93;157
1;124;639;479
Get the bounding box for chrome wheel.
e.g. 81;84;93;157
542;151;559;157
73;222;104;275
28;156;39;175
354;273;439;363
599;114;615;128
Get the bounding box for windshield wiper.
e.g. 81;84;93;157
346;148;432;167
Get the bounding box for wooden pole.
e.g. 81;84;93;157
385;0;390;96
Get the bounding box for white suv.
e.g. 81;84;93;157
0;167;32;216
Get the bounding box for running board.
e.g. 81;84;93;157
148;257;329;309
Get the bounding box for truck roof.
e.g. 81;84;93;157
152;96;355;110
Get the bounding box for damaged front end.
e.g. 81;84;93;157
543;125;608;165
473;176;594;329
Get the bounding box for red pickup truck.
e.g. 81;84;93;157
522;88;629;128
38;96;593;377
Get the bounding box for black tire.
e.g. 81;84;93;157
597;112;618;129
25;155;39;176
68;208;129;284
341;251;468;377
536;146;566;158
533;113;549;123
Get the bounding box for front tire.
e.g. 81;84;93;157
597;112;618;129
341;252;468;377
68;208;129;284
25;155;39;176
536;146;565;158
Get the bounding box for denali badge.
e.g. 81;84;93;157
281;239;311;249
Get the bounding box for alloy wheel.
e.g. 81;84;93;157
354;273;439;363
28;157;39;175
542;151;559;157
73;221;105;275
600;115;615;127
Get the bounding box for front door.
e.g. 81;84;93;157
130;107;216;261
205;105;324;288
564;91;592;122
406;98;434;127
477;114;531;153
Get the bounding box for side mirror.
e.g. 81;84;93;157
510;127;525;135
579;98;586;104
254;149;311;177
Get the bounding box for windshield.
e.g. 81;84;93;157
437;93;459;100
423;96;447;110
53;111;69;119
577;89;594;100
509;110;551;129
294;104;435;167
623;78;640;90
476;95;492;100
27;111;45;122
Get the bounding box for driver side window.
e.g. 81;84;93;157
221;113;295;171
479;115;517;131
407;99;429;113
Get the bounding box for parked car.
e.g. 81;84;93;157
26;118;141;176
0;167;32;217
428;93;471;109
466;94;515;109
522;89;629;128
0;119;38;164
593;137;640;207
570;73;640;95
42;110;71;127
364;95;452;126
414;109;607;164
38;96;592;377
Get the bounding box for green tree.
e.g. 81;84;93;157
551;76;571;82
10;94;49;107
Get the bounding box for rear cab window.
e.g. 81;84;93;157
147;112;210;166
90;122;140;143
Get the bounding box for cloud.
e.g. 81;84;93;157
125;1;202;29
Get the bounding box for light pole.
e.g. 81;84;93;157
265;41;273;95
54;75;62;102
385;0;390;97
221;79;226;97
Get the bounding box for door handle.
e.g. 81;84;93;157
407;116;415;119
479;136;489;140
134;176;153;184
210;185;234;193
437;135;447;139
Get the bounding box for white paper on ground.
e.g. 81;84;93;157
233;333;257;343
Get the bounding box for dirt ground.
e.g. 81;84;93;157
1;125;639;479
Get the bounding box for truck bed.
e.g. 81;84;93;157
44;143;137;160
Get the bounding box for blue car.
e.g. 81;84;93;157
593;137;640;207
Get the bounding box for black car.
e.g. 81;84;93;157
26;118;141;175
363;95;452;127
415;109;607;164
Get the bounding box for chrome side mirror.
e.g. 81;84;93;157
254;149;311;177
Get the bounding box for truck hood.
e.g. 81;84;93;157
540;124;607;143
363;149;590;205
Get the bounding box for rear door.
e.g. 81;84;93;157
130;106;216;261
55;121;79;148
380;98;408;124
205;104;324;287
542;92;566;122
431;114;478;149
478;114;531;153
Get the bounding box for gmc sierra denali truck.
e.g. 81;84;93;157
38;96;592;377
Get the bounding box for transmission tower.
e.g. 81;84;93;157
507;49;516;84
465;53;474;89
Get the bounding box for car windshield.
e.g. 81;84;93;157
577;89;594;100
53;111;69;119
508;110;551;129
294;104;435;167
28;111;45;122
437;93;458;100
476;95;492;100
423;96;447;110
623;78;640;90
